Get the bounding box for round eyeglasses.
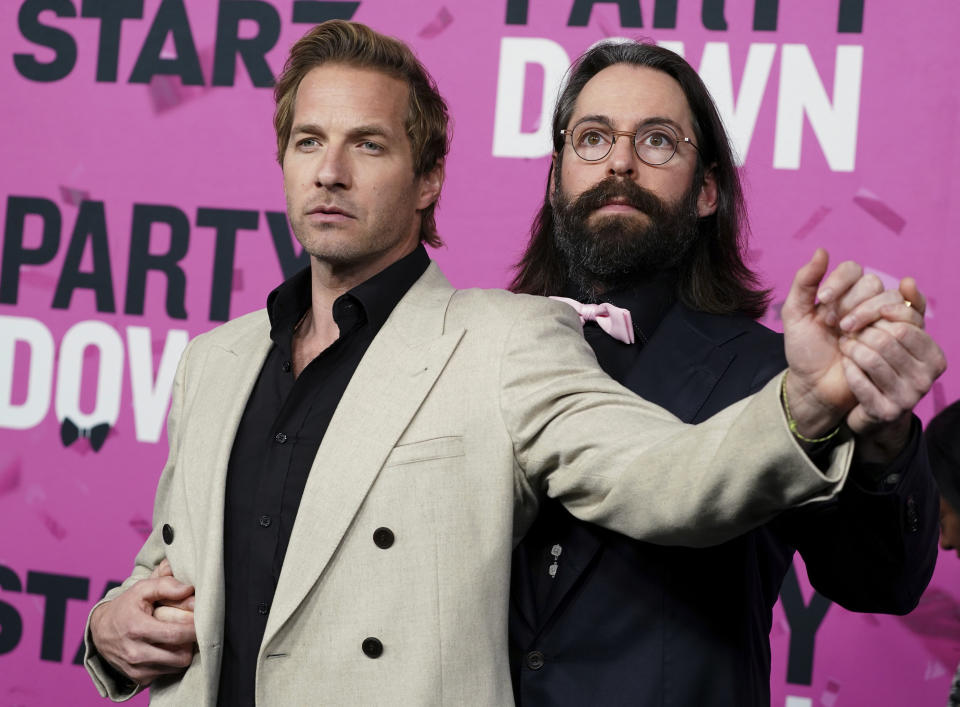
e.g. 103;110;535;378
560;122;699;166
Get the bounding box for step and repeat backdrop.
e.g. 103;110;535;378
2;1;959;704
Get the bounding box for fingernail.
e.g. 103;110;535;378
839;315;855;331
817;288;833;302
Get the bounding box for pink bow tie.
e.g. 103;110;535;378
550;296;635;344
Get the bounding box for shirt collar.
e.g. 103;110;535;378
265;244;431;345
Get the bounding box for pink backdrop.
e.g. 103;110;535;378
2;1;959;704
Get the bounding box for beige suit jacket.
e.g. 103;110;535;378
85;263;852;705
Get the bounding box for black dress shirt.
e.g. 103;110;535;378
217;245;429;706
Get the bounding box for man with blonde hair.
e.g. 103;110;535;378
84;21;941;705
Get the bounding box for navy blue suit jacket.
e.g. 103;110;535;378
510;302;937;706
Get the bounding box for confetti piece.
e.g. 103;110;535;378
39;510;67;540
925;659;947;680
129;516;153;538
58;185;90;206
853;188;906;234
418;6;453;38
148;46;216;114
0;458;21;496
820;678;840;706
792;206;831;240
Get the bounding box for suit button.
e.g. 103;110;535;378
373;527;394;549
275;432;288;444
259;515;272;528
906;495;920;533
257;602;268;615
526;650;545;670
162;524;174;544
362;637;383;658
281;360;291;373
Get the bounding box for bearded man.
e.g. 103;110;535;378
509;41;943;707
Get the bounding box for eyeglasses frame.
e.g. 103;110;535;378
559;123;700;166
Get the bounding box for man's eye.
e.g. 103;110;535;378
297;137;319;149
641;130;676;150
578;130;609;147
360;141;384;153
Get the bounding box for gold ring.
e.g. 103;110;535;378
904;300;913;308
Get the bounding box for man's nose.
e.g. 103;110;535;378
314;145;352;189
607;135;639;177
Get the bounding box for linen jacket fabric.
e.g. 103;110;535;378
510;302;937;706
84;265;855;705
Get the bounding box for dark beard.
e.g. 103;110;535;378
552;176;701;299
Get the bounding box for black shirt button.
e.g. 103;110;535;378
281;360;291;373
275;432;288;444
259;515;272;528
162;524;174;545
362;637;383;658
372;527;395;549
257;602;269;615
526;650;545;670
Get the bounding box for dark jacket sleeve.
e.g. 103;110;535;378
701;319;938;614
771;417;937;613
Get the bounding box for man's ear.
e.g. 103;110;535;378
417;159;445;210
547;152;560;208
697;165;719;218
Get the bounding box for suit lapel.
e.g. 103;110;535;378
183;315;272;694
527;304;740;635
623;303;737;423
263;264;463;644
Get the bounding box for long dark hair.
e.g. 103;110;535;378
510;41;770;319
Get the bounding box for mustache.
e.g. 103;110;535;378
568;177;668;219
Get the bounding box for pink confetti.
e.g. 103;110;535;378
792;206;831;240
853;188;906;234
925;659;948;680
820;678;840;706
58;185;90;206
0;458;21;496
129;516;153;538
148;46;216;114
39;510;67;540
418;6;453;38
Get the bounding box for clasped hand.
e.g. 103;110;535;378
782;249;946;461
89;559;196;687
